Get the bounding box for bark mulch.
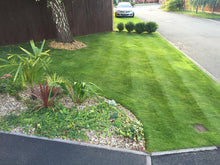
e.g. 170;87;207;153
48;40;87;50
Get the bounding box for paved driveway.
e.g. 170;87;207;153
152;148;220;165
1;132;220;165
134;5;220;83
0;132;148;165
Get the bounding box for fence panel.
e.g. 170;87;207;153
0;0;113;46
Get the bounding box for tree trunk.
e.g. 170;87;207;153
201;5;204;12
184;0;186;11
196;6;198;14
49;0;74;43
212;7;214;13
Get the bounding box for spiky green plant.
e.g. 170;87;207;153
0;40;51;86
60;81;101;104
46;73;66;88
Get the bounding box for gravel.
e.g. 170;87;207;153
0;92;145;151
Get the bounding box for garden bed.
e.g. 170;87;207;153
0;91;145;151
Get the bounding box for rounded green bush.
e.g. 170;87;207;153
135;22;145;34
125;22;135;32
145;21;158;34
165;0;184;11
117;22;124;32
131;2;135;6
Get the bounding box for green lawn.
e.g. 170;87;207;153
0;19;220;152
135;3;156;6
174;10;220;19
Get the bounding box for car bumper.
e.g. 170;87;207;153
115;12;134;17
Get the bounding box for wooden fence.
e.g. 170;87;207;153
0;0;113;46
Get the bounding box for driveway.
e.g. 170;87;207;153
1;132;220;165
0;132;148;165
134;5;220;83
151;147;220;165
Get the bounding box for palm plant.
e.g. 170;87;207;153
0;40;51;86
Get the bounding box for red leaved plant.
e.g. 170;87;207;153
30;81;61;110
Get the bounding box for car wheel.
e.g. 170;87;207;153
132;13;134;17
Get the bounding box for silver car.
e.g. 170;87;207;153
115;2;134;18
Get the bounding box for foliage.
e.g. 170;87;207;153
201;0;208;11
117;22;124;32
207;0;220;13
30;81;61;110
131;2;135;6
190;0;205;13
46;73;66;88
0;40;51;86
0;74;23;98
0;74;12;93
60;81;101;104
125;22;135;32
135;22;145;34
165;0;184;11
145;22;159;34
0;101;144;141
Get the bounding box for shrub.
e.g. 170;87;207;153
0;74;23;98
145;21;159;33
131;2;135;6
135;22;145;34
0;74;12;94
117;22;124;32
125;22;135;32
0;40;51;86
165;0;184;11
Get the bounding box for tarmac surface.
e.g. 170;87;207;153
134;5;220;83
1;132;220;165
0;132;148;165
151;148;220;165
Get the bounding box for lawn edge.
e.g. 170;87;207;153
157;31;220;84
171;11;220;19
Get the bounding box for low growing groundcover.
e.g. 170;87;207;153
0;19;220;152
0;99;144;143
